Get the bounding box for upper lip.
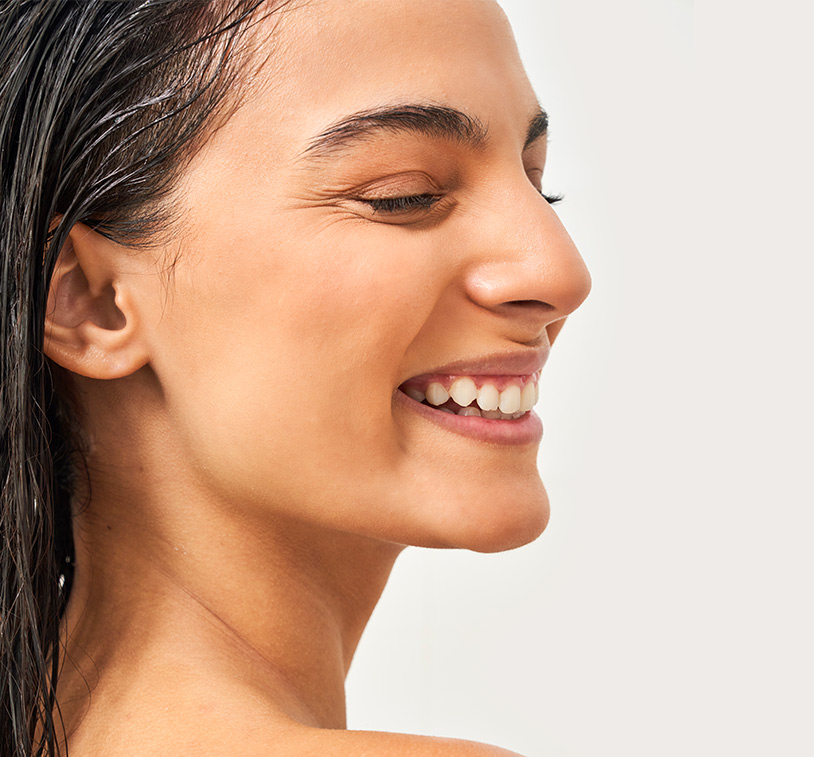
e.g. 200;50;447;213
402;348;550;382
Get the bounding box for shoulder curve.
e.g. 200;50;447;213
288;728;526;757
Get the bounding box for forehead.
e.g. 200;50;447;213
241;0;539;151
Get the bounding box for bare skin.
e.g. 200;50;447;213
46;0;590;754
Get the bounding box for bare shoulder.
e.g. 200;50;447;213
168;722;526;757
60;674;524;757
278;727;526;757
66;718;524;756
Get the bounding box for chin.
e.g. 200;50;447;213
468;496;549;554
426;474;551;554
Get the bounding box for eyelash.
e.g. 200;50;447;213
363;194;441;213
360;189;563;214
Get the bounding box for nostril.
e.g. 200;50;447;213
505;299;555;311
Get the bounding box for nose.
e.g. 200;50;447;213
461;179;591;345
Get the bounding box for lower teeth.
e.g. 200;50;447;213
474;408;525;420
427;403;524;420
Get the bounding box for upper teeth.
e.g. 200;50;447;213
520;381;536;412
425;383;450;406
476;383;500;411
449;377;478;406
499;384;522;414
406;374;539;415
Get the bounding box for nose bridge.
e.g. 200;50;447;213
462;179;591;325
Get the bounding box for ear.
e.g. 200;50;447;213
44;223;150;379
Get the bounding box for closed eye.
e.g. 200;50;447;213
360;190;561;214
358;194;442;214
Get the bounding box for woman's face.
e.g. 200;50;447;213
132;0;590;552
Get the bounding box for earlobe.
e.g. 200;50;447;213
44;223;150;380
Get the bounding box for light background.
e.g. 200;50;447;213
347;2;814;755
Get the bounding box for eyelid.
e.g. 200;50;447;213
342;170;447;217
358;193;441;212
330;162;559;217
344;170;443;198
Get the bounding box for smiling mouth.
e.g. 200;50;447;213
398;372;540;420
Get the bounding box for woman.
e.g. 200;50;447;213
0;0;591;754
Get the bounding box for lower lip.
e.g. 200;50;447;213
394;389;543;446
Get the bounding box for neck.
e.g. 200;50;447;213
61;471;403;730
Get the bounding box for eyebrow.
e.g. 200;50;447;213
301;103;548;159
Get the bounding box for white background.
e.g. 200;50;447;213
347;2;814;755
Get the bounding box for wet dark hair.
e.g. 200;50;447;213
0;1;276;754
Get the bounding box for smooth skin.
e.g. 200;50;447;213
46;0;591;754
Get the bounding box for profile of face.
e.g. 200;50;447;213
52;0;590;556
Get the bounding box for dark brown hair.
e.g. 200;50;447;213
0;2;277;753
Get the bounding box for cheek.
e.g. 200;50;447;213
145;221;439;520
137;219;548;551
